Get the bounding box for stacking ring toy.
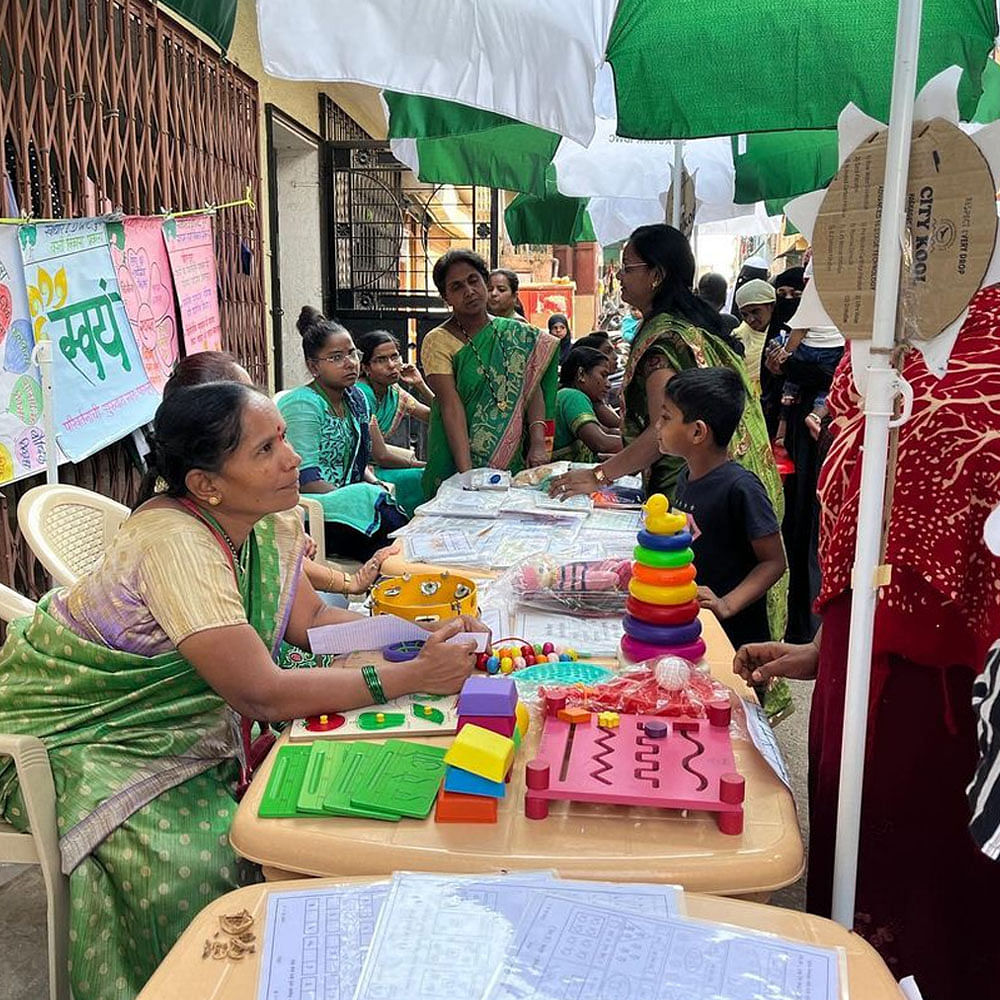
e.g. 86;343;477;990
628;578;698;606
621;634;707;664
625;596;701;625
642;509;687;535
632;562;697;587
633;545;694;569
637;528;693;552
383;640;425;662
623;615;702;646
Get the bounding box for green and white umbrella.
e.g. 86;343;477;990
256;0;995;143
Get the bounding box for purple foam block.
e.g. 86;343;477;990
457;675;518;717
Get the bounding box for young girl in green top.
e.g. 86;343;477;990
553;346;623;462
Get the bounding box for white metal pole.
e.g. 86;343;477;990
830;0;922;927
33;339;59;485
671;140;684;227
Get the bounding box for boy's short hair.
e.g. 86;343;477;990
665;367;746;447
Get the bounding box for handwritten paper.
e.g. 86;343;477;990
18;220;157;461
107;216;179;392
0;225;57;483
484;895;842;1000
307;613;489;655
257;882;390;1000
354;874;683;1000
741;697;793;791
161;214;222;354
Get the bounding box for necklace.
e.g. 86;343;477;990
452;315;510;413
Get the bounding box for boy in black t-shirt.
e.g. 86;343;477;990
657;367;786;650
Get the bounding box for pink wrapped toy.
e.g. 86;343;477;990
511;557;632;616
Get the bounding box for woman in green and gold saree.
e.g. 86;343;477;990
0;382;478;1000
550;224;787;643
421;249;560;497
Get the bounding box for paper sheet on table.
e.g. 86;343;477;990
483;894;843;1000
353;873;684;1000
414;487;509;519
741;698;793;791
307;614;488;654
256;882;389;1000
583;507;644;533
566;528;639;559
512;608;623;655
404;529;479;564
481;520;582;569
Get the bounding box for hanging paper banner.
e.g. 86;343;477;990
19;219;158;462
0;225;49;484
107;216;180;391
161;214;222;354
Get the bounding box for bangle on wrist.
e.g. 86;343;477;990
528;419;547;431
326;566;338;592
593;465;608;485
343;573;352;598
361;663;387;704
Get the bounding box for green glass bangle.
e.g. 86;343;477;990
361;663;387;704
632;545;695;569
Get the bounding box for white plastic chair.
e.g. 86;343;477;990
0;584;70;1000
18;484;130;587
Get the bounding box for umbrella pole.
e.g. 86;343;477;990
671;140;684;227
830;0;922;928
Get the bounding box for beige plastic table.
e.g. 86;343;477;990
136;876;903;999
230;612;804;898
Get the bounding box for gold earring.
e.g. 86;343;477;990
208;496;221;507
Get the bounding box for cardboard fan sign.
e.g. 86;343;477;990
811;117;997;341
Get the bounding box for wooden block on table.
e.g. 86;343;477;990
434;788;498;823
443;724;515;783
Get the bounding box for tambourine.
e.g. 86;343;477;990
371;571;477;623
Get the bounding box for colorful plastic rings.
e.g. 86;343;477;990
633;545;694;569
621;634;707;664
625;596;701;624
642;510;688;535
632;562;697;587
623;615;702;646
628;578;698;606
637;528;693;551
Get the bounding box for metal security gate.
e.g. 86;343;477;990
319;95;499;349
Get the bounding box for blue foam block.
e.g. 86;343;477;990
444;765;506;799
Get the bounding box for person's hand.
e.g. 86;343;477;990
697;586;732;620
548;467;600;499
733;641;819;687
349;542;400;594
421;613;490;640
303;536;318;561
399;363;424;387
526;442;550;468
805;411;823;441
411;618;477;694
765;346;788;375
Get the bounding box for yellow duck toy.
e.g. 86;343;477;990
642;494;688;536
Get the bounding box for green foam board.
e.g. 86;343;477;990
350;739;448;819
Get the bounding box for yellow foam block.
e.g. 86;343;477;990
444;724;514;783
515;700;530;739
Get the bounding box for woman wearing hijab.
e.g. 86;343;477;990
548;312;574;365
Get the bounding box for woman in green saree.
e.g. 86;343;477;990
0;383;478;1000
551;224;787;642
280;308;426;558
553;346;623;463
421;249;560;497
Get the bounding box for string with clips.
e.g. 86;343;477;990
0;185;256;226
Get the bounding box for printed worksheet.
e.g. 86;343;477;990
484;894;843;1000
583;507;645;533
256;882;389;1000
306;614;488;655
405;529;479;564
353;873;683;1000
512;608;623;656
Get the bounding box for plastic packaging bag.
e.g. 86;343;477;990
500;553;632;617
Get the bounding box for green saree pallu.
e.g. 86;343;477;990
622;311;788;642
422;316;559;497
0;516;288;1000
553;386;600;463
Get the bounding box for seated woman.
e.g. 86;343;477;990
421;249;560;496
356;330;432;515
164;350;394;602
553;346;623;463
279;307;424;561
0;382;478;1000
573;331;622;428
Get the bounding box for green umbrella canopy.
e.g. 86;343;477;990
504;170;596;246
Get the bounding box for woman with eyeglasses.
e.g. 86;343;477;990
277;307;420;561
356;329;431;515
421;249;559;497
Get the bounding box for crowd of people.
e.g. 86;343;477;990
0;221;997;1000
